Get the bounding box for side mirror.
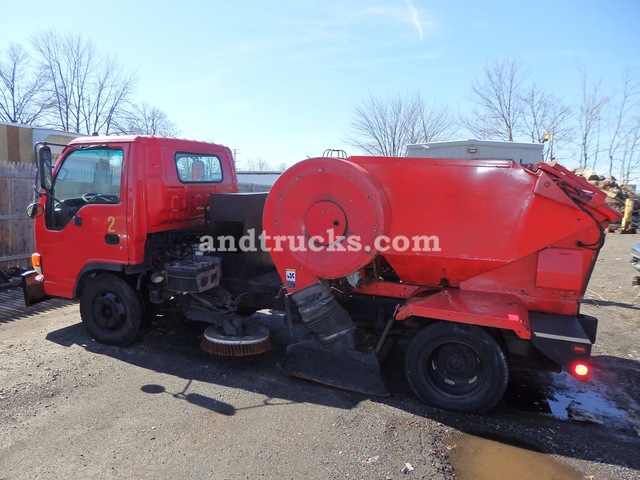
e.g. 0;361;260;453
26;203;45;218
37;144;52;191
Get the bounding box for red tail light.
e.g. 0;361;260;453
573;363;589;378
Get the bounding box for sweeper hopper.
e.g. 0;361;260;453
262;156;621;412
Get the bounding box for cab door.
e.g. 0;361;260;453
38;144;130;298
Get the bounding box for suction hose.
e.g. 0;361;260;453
291;283;355;350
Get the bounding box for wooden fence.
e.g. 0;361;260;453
0;162;36;270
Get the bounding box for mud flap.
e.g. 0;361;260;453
279;340;389;397
21;270;51;307
529;312;593;370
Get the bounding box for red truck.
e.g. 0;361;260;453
23;135;621;413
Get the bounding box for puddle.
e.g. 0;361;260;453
448;371;640;479
446;433;585;480
505;372;636;429
504;376;554;414
546;373;630;424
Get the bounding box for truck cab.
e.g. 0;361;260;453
23;135;266;345
30;135;237;299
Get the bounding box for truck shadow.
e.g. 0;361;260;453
45;312;640;473
45;311;365;412
0;287;72;325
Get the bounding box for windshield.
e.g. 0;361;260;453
54;148;123;201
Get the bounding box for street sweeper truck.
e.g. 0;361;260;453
23;135;621;412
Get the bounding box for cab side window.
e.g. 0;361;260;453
175;153;222;183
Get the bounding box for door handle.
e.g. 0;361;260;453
105;234;120;245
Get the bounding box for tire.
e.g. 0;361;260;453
405;322;509;413
79;273;144;345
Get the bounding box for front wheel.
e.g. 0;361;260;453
405;322;509;413
79;273;144;345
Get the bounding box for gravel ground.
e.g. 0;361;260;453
0;233;639;480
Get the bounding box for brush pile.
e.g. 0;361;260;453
0;267;25;289
570;167;637;213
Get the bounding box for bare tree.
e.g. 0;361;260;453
620;121;640;183
346;90;456;157
521;84;552;143
346;91;415;157
577;67;609;169
405;96;457;145
32;31;90;132
521;84;573;161
463;55;528;141
83;54;136;135
245;157;273;171
605;69;640;177
545;99;575;162
0;42;49;124
31;31;135;134
114;102;179;136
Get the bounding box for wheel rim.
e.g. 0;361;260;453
425;341;483;397
92;291;127;330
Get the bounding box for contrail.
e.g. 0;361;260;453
405;0;423;41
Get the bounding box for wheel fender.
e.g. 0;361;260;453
73;263;125;298
395;289;531;339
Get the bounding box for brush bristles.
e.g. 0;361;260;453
200;336;272;356
200;324;272;357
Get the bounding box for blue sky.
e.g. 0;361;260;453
1;0;638;170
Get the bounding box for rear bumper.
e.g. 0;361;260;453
21;270;51;307
529;312;596;378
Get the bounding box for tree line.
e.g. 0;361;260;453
346;55;640;184
0;30;177;136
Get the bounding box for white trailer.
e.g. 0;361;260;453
406;139;544;165
237;171;282;191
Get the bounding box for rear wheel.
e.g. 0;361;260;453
79;273;144;345
405;322;509;413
